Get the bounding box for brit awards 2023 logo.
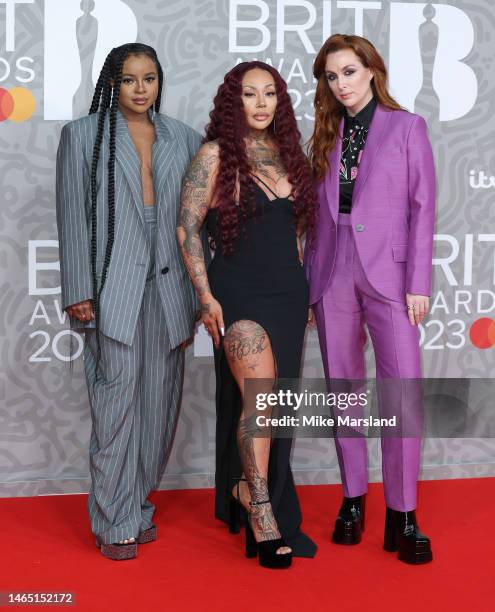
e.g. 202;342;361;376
228;1;478;122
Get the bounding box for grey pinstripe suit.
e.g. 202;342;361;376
56;110;202;543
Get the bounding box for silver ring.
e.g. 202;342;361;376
407;305;416;310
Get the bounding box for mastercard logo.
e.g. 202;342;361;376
470;317;495;349
0;87;36;122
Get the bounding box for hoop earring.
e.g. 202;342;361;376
272;115;277;134
152;106;156;122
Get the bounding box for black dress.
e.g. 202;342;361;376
206;176;317;558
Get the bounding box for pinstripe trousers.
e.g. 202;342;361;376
84;207;184;544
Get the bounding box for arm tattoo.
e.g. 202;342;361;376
177;143;218;298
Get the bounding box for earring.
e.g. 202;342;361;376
152;106;156;122
273;115;277;134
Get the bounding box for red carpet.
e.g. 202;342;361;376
1;479;493;611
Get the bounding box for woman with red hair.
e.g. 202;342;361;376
177;61;317;568
306;34;435;564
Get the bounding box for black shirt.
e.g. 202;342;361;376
339;96;377;214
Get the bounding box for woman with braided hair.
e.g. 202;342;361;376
178;62;318;567
56;43;202;560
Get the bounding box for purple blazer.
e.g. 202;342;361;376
304;104;436;305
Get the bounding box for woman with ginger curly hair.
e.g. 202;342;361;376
305;34;435;564
177;61;317;568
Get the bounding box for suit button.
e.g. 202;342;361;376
161;267;169;275
355;224;364;232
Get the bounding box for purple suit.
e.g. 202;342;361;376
305;104;436;511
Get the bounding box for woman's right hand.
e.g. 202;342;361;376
66;299;94;322
201;293;225;349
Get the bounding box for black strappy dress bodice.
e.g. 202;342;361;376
206;177;317;558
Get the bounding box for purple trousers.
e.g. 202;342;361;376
313;214;422;511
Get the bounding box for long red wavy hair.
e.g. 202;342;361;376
205;61;317;255
309;34;403;180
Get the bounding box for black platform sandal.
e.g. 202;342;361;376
245;499;292;569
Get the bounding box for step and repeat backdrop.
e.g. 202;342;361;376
1;0;494;496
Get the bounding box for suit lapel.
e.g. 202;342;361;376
106;111;178;228
106;110;145;227
152;115;177;217
104;111;177;224
325;116;344;224
351;104;392;207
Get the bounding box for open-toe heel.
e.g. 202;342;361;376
95;535;137;561
245;499;292;569
258;537;292;569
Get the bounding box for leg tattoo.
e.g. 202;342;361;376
224;321;285;547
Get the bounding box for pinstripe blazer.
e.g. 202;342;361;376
56;110;203;348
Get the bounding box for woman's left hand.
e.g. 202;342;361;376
406;293;429;326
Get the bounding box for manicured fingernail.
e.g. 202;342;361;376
220;327;225;336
